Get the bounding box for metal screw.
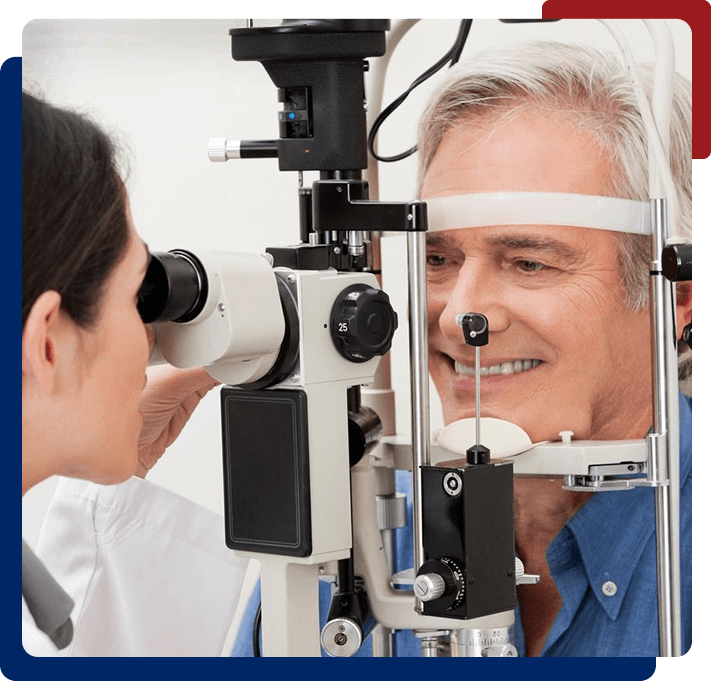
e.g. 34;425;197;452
218;303;226;313
334;633;347;646
286;274;296;284
333;246;342;255
443;472;462;496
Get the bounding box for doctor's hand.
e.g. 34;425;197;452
134;365;221;478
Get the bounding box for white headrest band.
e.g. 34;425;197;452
426;192;651;235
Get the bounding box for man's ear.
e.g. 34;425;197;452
22;291;64;392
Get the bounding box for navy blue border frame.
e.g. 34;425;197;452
9;3;706;681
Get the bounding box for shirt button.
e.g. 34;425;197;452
601;581;618;597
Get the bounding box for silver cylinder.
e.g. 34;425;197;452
371;625;393;657
347;230;366;256
420;637;439;657
407;230;430;580
450;627;517;657
648;198;682;656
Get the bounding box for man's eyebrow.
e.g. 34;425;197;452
426;230;585;263
425;233;457;249
483;233;582;260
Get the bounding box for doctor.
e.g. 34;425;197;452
22;90;247;656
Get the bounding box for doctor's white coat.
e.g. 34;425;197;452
22;476;248;657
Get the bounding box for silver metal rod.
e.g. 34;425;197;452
371;625;394;657
420;637;439;657
407;230;430;576
655;485;675;655
475;346;481;447
649;198;682;656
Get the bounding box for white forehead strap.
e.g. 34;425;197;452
426;192;652;235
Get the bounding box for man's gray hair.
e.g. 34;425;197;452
417;41;692;381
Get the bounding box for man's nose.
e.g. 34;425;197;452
439;260;510;343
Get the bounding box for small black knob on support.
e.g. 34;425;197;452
466;444;491;466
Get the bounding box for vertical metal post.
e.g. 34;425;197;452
475;346;481;447
406;231;430;576
371;625;394;657
649;197;682;656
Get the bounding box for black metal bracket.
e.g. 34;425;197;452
312;180;428;233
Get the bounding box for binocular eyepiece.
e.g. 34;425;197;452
138;250;209;324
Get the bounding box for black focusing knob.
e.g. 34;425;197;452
330;284;398;362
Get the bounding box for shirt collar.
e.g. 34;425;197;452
548;392;692;622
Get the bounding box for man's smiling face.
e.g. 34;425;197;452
422;111;654;444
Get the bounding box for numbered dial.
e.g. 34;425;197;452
330;284;398;363
416;557;466;610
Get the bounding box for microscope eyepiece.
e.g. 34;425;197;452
138;250;208;324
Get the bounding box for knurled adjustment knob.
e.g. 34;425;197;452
413;573;446;602
208;138;241;162
330;284;398;363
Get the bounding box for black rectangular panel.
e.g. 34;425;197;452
221;387;312;557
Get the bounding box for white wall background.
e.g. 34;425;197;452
21;18;696;655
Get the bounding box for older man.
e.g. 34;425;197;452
417;41;692;656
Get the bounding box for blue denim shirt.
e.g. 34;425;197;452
232;393;692;657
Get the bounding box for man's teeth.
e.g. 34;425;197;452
454;359;541;376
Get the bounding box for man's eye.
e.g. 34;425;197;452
516;259;546;273
426;254;448;267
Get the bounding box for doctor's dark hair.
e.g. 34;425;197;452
22;90;130;331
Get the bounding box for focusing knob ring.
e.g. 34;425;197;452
330;284;398;363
